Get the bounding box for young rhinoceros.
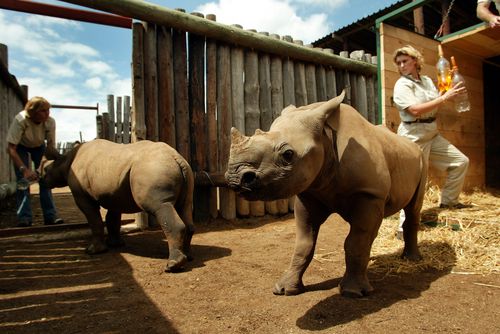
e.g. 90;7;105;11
225;90;426;297
42;139;194;272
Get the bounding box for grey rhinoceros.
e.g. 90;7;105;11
42;139;194;272
225;90;426;297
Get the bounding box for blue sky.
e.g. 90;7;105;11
0;0;399;143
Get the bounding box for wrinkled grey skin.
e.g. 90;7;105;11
225;90;426;297
42;139;194;272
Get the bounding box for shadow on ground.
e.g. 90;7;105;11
0;231;230;334
296;241;456;331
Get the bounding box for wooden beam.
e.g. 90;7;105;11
61;0;376;75
0;0;132;28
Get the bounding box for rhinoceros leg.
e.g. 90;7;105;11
154;202;189;272
340;196;384;298
177;202;194;261
273;195;329;296
105;210;125;248
401;207;422;261
74;194;107;254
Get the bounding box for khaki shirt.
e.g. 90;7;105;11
6;110;56;148
393;74;439;122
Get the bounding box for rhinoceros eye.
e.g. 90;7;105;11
281;149;294;164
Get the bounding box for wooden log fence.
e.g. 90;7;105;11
97;94;132;143
0;43;27;186
61;0;379;223
129;16;378;222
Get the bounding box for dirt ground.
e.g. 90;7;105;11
0;187;498;334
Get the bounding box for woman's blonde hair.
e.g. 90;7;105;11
25;96;51;116
393;45;424;72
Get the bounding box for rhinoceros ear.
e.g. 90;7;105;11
44;146;62;160
314;90;345;120
281;104;296;116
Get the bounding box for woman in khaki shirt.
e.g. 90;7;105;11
6;96;63;227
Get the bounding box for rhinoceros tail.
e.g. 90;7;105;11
173;155;195;216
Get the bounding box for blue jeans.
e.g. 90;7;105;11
15;144;58;223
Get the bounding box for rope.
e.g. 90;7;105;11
434;0;456;39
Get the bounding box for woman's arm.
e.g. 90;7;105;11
406;82;466;117
7;143;39;180
477;2;500;27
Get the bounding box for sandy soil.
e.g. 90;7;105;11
0;188;498;334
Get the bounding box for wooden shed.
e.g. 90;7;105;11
376;0;500;191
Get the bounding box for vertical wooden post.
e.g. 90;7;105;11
293;40;307;107
131;22;147;229
143;22;159;142
364;53;376;124
305;46;318;104
284;37;300;214
131;22;146;142
123;96;131;143
157;26;176;147
350;51;368;119
230;27;250;218
206;14;219;219
173;9;190;161
339;51;351;105
245;34;265;217
282;36;296;107
217;43;236;220
413;2;425;34
107;94;116;141
259;32;277;216
116;96;123;143
270;34;289;215
189;12;210;222
324;49;338;100
316;64;327;102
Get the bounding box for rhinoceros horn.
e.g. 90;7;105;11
230;127;250;147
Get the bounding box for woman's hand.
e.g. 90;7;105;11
23;168;39;182
441;82;467;102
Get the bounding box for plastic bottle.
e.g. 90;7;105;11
436;44;451;93
450;56;470;113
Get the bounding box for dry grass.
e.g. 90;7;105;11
314;186;499;276
370;185;499;275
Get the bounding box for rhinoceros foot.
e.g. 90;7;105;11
272;272;305;296
401;248;422;261
86;242;108;255
339;277;373;298
164;249;188;273
273;282;305;296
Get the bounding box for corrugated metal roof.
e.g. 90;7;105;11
312;0;410;46
313;0;483;55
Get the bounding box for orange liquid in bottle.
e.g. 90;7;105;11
438;73;452;93
436;44;451;93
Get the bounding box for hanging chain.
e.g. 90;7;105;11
434;0;456;39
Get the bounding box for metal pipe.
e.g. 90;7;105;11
0;0;132;29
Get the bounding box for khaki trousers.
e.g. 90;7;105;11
397;122;469;231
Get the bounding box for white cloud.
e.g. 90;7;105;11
58;42;99;58
196;0;331;44
292;0;347;9
85;77;103;90
0;10;130;143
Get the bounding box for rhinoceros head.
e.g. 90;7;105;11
225;90;345;201
41;142;81;188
